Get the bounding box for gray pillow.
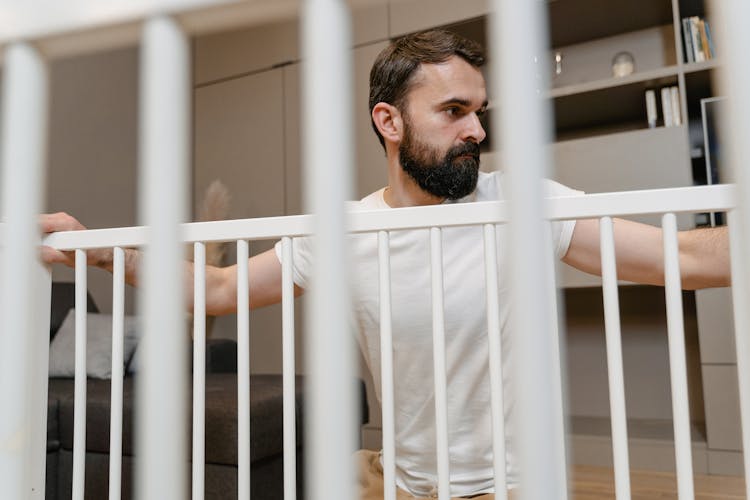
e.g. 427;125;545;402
49;310;140;379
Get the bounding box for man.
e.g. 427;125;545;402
42;29;730;499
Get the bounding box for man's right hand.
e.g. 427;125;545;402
39;212;112;269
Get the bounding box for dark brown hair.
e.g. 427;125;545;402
369;29;485;149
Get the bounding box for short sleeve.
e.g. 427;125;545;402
543;179;584;259
274;235;314;290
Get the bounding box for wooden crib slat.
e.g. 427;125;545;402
236;239;251;500
662;213;695;500
378;231;397;500
599;217;632;500
281;236;297;500
483;224;508;499
0;41;50;500
109;247;126;500
136;16;190;500
73;249;88;500
430;227;451;500
192;242;207;500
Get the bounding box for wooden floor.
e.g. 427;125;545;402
570;465;746;499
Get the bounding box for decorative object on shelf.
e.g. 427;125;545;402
611;51;635;77
554;51;563;77
645;89;658;128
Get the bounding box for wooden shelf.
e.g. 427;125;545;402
683;58;721;74
549;65;679;98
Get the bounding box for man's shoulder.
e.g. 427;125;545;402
471;170;583;201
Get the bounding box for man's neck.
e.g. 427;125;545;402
383;182;443;208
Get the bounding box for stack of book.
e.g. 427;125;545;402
682;16;715;63
645;86;682;128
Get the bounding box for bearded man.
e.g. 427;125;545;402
42;29;731;500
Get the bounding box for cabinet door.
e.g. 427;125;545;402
194;68;287;372
194;68;286;220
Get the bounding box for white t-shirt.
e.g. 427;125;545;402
274;171;581;496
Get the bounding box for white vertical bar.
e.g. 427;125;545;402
301;1;356;500
29;262;53;500
136;15;190;500
281;237;296;500
430;227;451;500
726;211;750;500
599;217;632;500
711;3;750;496
661;213;694;500
193;242;206;500
109;247;126;500
483;224;507;499
377;231;396;500
490;0;564;498
236;239;251;500
0;41;48;500
543;223;569;500
73;250;88;500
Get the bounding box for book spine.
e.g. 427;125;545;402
704;20;716;59
645;89;658;128
699;19;711;60
661;87;674;127
682;18;695;63
691;16;705;62
670;86;682;126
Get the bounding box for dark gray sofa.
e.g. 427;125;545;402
47;369;306;500
45;283;368;499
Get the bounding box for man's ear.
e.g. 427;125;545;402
372;102;403;144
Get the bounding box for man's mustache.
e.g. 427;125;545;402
448;142;480;162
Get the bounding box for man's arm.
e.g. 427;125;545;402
562;218;731;290
40;212;302;315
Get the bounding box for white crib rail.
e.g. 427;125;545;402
0;0;749;498
34;183;740;500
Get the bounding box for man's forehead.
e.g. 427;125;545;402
409;57;486;101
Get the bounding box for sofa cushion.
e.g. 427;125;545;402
52;373;305;464
48;396;60;452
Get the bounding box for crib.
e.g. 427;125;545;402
2;2;750;500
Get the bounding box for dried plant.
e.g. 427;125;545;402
190;180;231;339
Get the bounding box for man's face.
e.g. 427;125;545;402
397;56;488;200
399;112;481;200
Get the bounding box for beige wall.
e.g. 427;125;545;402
46;46;139;315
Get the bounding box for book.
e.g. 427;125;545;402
691;16;705;62
645;89;658;128
699;19;711;60
661;87;674;127
670;86;682;126
704;20;716;59
682;18;695;63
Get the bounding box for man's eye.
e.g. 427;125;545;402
476;108;487;118
446;107;460;116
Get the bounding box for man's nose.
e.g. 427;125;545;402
463;112;486;144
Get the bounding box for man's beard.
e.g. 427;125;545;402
399;122;480;200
